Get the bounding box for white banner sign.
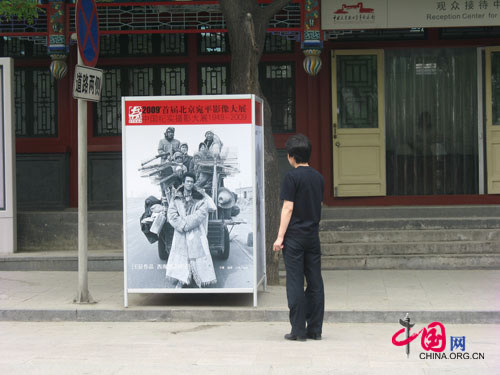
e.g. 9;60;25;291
322;0;500;30
0;58;16;254
0;67;4;211
72;65;103;102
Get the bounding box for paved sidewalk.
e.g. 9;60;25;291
1;270;499;323
1;322;499;374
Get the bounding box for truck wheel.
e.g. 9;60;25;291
219;227;230;260
157;224;171;261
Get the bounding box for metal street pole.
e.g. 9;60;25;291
74;45;94;304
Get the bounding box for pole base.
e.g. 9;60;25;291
74;291;97;304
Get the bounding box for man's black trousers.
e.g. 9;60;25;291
282;235;325;337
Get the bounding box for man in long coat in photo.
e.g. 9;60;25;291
165;172;217;288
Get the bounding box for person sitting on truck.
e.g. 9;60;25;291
203;130;223;159
179;143;193;171
158;127;180;162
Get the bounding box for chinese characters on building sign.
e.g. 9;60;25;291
72;65;103;102
429;0;500;22
321;0;500;30
436;1;500;11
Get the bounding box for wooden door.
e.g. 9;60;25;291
331;50;386;197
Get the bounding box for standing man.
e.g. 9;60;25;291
158;127;180;162
166;172;217;288
273;134;325;342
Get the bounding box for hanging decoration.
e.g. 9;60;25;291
303;48;322;76
47;0;69;80
301;0;323;76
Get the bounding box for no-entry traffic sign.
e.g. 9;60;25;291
76;0;100;67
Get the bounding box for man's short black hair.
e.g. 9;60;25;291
285;133;312;164
183;172;196;183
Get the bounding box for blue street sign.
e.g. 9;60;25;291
76;0;99;67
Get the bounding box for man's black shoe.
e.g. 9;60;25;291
284;333;307;341
306;332;322;340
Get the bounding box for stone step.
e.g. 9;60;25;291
279;253;500;270
320;218;500;231
321;205;500;220
5;247;500;272
0;251;123;272
17;207;500;251
321;241;500;256
320;254;500;270
320;229;500;244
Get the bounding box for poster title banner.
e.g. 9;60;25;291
124;99;252;126
321;0;500;30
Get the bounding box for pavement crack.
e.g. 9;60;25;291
0;277;38;286
170;324;222;335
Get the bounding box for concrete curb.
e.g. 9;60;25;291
1;309;498;324
0;257;123;272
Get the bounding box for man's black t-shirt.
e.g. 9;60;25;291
280;166;324;239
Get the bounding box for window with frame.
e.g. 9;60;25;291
94;65;187;136
99;34;186;57
264;33;294;53
198;32;229;54
259;62;295;133
199;64;230;95
14;68;58;137
0;37;46;58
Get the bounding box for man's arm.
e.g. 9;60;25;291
183;200;209;231
273;200;294;252
158;139;164;154
167;200;186;232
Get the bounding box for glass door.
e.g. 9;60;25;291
385;48;479;196
486;47;500;194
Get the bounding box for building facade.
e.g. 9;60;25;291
1;0;500;211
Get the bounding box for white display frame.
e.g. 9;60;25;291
122;94;266;307
0;58;16;254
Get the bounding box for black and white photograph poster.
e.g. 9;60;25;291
122;95;265;305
